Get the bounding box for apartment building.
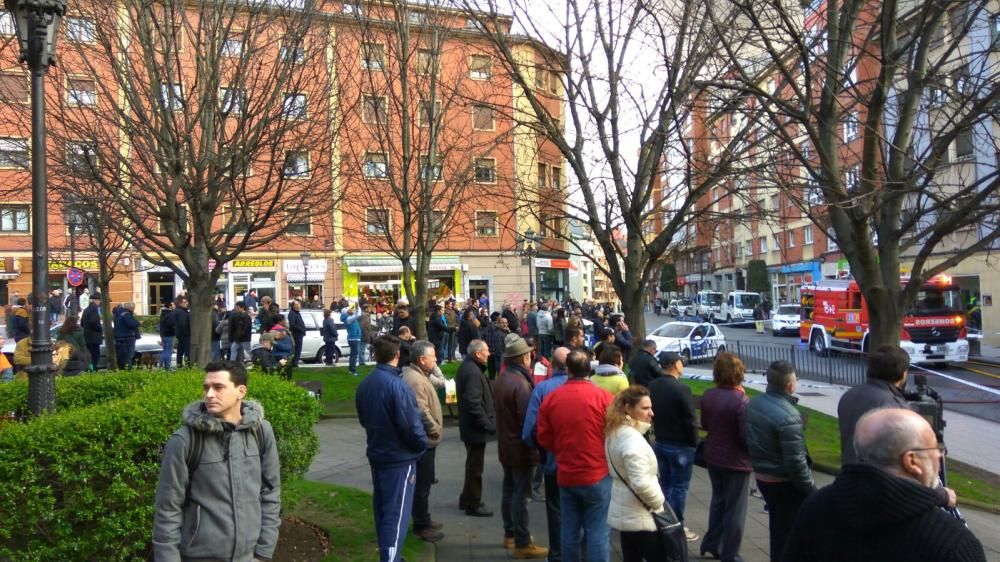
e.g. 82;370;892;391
0;1;567;313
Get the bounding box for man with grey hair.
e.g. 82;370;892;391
456;339;496;517
113;302;141;370
782;408;984;562
401;340;445;542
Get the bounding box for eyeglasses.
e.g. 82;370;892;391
905;444;948;458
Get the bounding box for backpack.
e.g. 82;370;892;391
182;424;271;506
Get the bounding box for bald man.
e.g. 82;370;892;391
522;346;571;562
782;408;984;562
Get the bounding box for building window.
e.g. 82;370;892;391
465;17;486;31
844;112;860;142
158;205;190;234
760;236;768;253
160;83;184;111
220;87;247;116
0;72;28;103
845;166;860;191
472;104;494;130
65;17;95;43
548;71;560;94
843;57;857;88
745;239;753;256
537;162;548;188
419;155;442;181
770;194;779;211
551;166;562;189
282;93;307;119
475;211;497;237
431;210;446;233
407;10;427;25
0;205;29;233
285;208;311;235
736;242;743;258
342;2;360;15
366;208;389;235
65;207;94;235
283;151;310;178
364;152;388;179
224;206;250;234
469;55;492;80
222;34;244;57
416;49;435;74
806;177;822;205
827;230;839;251
955;127;974;161
804;225;813;245
992;14;1000;49
0;13;15;36
361;43;385;70
0;138;29;169
363;95;388;124
418;100;439;127
280;41;305;63
788;229;796;247
474;158;496;183
67;141;99;177
773;235;781;251
66;77;96;106
927;84;945;107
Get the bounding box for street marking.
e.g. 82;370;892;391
912;364;1000;397
959;365;1000;381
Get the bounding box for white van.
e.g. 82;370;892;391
719;291;762;325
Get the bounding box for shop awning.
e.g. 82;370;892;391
345;256;462;274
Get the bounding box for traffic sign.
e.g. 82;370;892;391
67;267;86;287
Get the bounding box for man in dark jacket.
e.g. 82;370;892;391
648;351;699;539
838;345;911;465
745;360;816;561
455;340;496;517
113;302;141;369
392;305;418;336
627;339;662;387
427;304;446;363
173;296;191;367
10;298;30;342
494;335;548;559
287;300;307;368
356;335;428;562
502;303;520;336
485;315;510;379
158;301;176;369
229;302;253;363
81;293;103;370
321;308;339;365
782;408;985;562
152;360;281;562
48;289;64;323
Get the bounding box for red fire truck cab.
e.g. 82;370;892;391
799;275;969;364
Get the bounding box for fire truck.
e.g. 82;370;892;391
799;275;969;364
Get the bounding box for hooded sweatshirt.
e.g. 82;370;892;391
153;400;281;562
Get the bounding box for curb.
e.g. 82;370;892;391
969;355;1000;367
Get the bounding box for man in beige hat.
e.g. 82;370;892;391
494;334;548;559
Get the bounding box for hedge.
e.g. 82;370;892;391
0;369;320;561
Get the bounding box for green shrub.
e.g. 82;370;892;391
0;369;319;561
137;315;160;334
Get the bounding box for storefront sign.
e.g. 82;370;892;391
283;260;328;274
534;258;575;270
50;260;98;271
230;259;276;270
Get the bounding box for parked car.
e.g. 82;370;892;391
250;309;349;364
669;298;694;317
647;321;726;364
3;323;162;369
770;304;801;336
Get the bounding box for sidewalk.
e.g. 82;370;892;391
307;416;1000;562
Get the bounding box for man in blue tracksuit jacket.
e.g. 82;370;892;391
356;335;428;562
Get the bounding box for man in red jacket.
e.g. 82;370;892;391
538;350;614;562
494;335;549;559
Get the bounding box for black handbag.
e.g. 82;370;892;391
694;440;707;468
607;444;689;562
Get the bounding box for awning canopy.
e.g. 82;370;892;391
345;256;462;274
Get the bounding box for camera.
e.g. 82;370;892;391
904;373;946;442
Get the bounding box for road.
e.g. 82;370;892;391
642;309;1000;424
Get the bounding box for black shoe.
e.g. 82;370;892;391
700;549;720;559
465;505;494;517
414;528;445;542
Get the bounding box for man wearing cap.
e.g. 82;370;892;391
494;334;549;559
81;292;104;370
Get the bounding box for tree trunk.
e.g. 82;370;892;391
186;278;216;367
864;287;903;351
621;257;647;341
99;284;117;371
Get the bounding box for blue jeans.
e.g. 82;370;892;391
210;340;222;361
653;441;696;522
348;340;361;372
160;336;174;369
559;475;611;562
438;333;449;365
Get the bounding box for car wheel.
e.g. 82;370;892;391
315;346;326;364
681;348;692;365
811;331;827;357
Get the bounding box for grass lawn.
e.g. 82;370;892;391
680;379;1000;509
291;362;461;417
284;478;430;562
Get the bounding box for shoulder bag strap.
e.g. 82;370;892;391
605;441;656;513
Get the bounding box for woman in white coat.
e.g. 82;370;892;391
605;385;668;561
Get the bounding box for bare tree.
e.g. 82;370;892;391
336;1;517;336
708;0;1000;348
457;0;754;337
34;0;340;365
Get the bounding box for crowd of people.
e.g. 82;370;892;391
355;308;987;562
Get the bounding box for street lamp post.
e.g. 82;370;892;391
518;228;540;304
300;251;310;302
7;0;67;414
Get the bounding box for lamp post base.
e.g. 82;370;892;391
25;362;58;414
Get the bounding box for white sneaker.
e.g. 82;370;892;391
684;527;700;542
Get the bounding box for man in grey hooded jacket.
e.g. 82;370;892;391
153;360;281;562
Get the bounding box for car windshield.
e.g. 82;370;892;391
908;285;963;315
657;324;694;338
677;299;692;306
734;293;761;308
703;293;722;305
776;305;799;316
